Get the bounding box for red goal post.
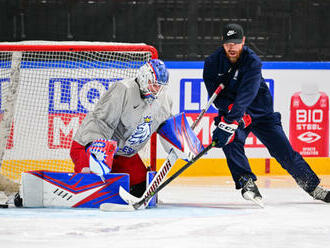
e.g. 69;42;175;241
0;41;158;182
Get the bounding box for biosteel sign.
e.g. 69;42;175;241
289;91;329;156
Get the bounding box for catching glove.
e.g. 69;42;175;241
212;117;238;148
86;139;118;180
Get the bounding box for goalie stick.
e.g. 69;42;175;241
100;141;215;211
100;84;224;211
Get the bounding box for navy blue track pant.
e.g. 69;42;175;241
222;112;320;193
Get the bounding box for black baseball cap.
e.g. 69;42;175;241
222;23;244;44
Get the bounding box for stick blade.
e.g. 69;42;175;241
119;186;140;205
99;187;142;212
119;186;149;210
100;203;135;212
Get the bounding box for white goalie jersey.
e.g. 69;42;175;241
73;78;173;157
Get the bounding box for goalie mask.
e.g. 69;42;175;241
136;59;169;104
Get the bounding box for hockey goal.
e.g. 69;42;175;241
0;41;158;183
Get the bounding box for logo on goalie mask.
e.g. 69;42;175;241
136;59;169;104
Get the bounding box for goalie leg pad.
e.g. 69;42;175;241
146;171;157;208
19;170;156;209
19;171;129;208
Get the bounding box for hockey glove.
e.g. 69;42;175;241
239;113;252;129
212;117;238;148
227;104;252;129
86;139;118;179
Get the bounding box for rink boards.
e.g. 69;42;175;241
1;61;330;179
1;157;330;181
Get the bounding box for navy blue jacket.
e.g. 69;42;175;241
203;46;274;123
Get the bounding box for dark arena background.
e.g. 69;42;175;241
0;0;329;61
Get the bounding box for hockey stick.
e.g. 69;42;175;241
137;82;224;200
191;83;224;129
100;83;224;211
133;141;216;209
101;141;216;211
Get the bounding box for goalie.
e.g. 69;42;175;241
70;59;173;198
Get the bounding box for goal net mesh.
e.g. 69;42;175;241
0;41;157;182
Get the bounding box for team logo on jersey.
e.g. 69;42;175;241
128;116;152;145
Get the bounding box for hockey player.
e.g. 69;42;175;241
70;59;172;198
203;23;330;204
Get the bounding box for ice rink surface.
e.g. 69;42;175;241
1;175;330;248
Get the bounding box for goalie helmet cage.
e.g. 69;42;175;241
0;41;158;182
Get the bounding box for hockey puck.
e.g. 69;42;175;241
0;204;8;208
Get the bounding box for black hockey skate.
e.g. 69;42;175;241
309;186;330;203
239;175;264;208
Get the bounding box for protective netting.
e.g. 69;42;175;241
0;42;157;182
